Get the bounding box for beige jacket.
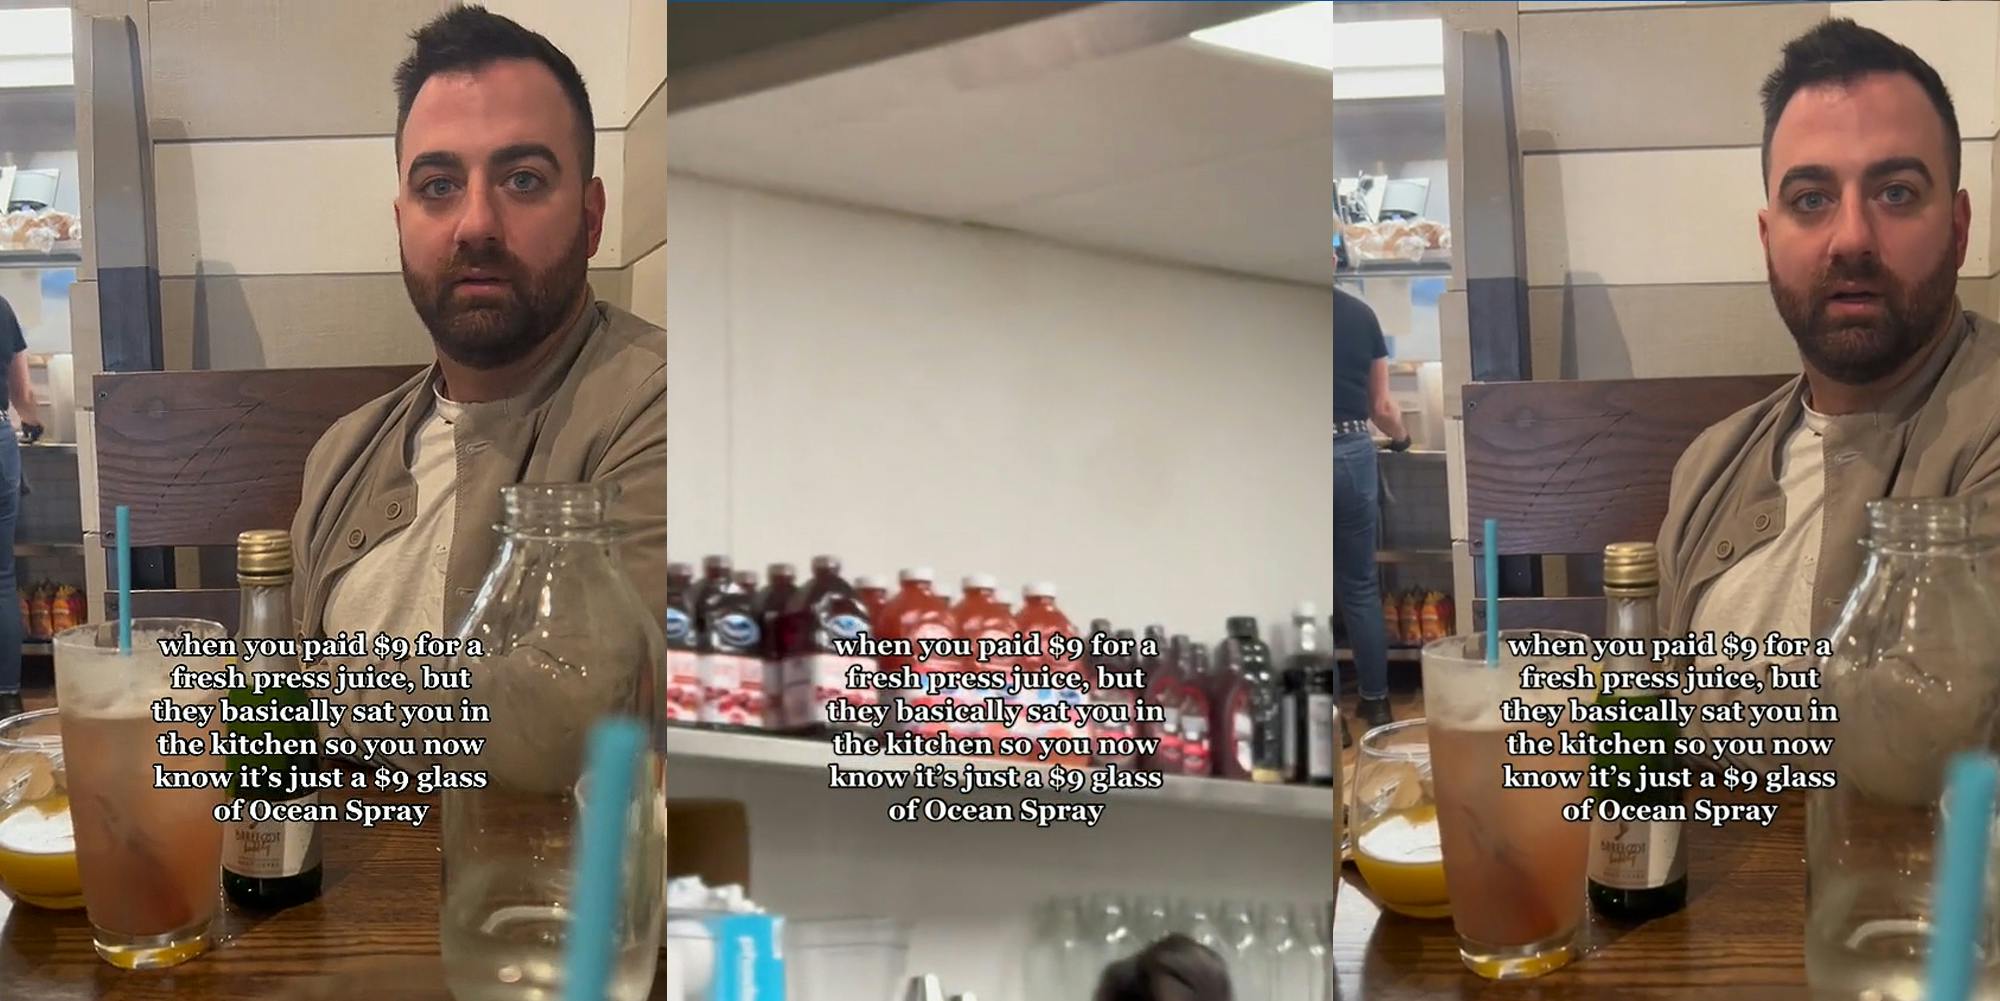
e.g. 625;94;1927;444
1656;302;2000;766
290;294;666;642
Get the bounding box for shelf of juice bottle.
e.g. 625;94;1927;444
664;724;1335;821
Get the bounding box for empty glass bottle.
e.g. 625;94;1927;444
1806;497;2000;1001
439;484;667;1001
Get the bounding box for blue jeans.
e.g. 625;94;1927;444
1334;432;1388;701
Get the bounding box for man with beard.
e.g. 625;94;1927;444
289;7;662;765
1657;19;2000;771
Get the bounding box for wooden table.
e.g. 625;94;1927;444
1338;789;1830;1000
0;772;667;1000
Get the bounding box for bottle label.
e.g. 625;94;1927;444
224;793;321;879
666;650;701;721
827;614;870;641
1182;712;1207;744
1588;817;1686;890
664;607;692;645
711;613;760;653
1307;693;1337;779
1234;708;1253;772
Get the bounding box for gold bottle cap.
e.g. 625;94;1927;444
1602;541;1660;593
237;529;293;581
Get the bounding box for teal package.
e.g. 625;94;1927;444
709;913;786;1000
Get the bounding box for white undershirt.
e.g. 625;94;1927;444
323;385;462;645
1687;404;1830;770
1690;403;1831;647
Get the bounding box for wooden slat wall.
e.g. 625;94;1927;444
1462;375;1790;557
1471;596;1605;637
107;588;241;634
94;366;422;548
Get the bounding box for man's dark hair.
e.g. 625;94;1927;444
394;4;595;180
1760;18;1959;192
1094;934;1234;1001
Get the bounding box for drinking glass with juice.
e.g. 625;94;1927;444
55;618;229;970
1423;629;1594;980
0;707;81;909
1350;717;1448;918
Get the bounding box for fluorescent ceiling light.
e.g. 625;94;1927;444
0;9;71;58
0;8;73;89
1191;2;1335;72
1192;6;1444;100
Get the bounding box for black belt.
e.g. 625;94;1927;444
1335;419;1372;435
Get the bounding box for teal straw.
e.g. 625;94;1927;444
1927;752;2000;1001
562;716;648;1001
115;505;131;654
1483;518;1499;664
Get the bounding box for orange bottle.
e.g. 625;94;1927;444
877;568;962;739
855;575;891;623
27;584;50;639
1015;582;1090;767
951;574;1019;752
49;586;75;634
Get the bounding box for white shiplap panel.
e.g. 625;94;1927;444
479;0;633;127
153;132;627;277
626;0;666;127
1524;142;1991;286
1833;0;2000;137
629;240;664;328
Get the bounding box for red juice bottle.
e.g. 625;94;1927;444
879;568;960;739
856;575;891;623
778;555;878;733
665;562;698;724
1137;625;1183;773
1088;618;1139;769
1210;619;1262;781
952;574;1018;750
1181;638;1216;777
696;562;761;730
752;563;797;729
1016;583;1088;766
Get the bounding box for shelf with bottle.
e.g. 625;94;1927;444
668;553;1342;815
665;725;1333;821
18;578;85;645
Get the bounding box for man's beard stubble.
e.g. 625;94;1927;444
1768;249;1959;387
402;222;590;371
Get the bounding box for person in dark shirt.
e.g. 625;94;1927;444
0;295;39;721
1335;287;1407;731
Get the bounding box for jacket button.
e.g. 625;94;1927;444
1753;513;1771;532
387;501;402;520
346;528;365;549
1716;540;1734;560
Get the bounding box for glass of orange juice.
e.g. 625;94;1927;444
1351;717;1448;918
0;707;81;909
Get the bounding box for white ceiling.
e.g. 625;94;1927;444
666;32;1333;287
